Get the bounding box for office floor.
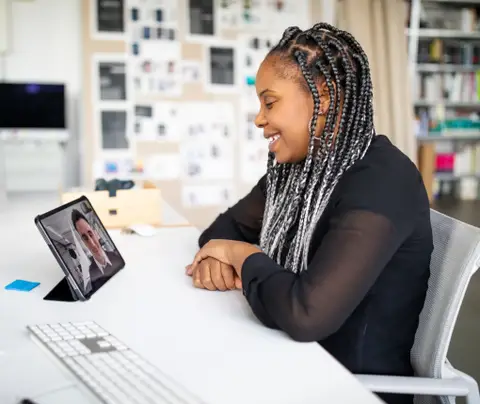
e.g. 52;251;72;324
432;199;480;388
1;193;479;391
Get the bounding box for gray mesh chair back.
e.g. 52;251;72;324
411;209;480;403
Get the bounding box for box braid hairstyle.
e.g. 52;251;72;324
259;22;375;273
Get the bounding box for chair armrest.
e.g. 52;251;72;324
356;374;470;397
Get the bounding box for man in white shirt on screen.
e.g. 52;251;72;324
71;209;122;290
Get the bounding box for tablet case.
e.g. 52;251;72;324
43;277;77;302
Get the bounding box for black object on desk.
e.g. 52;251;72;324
95;178;135;197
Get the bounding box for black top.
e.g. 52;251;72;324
198;135;432;382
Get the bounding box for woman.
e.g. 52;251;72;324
186;23;432;404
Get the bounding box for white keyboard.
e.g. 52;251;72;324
27;321;206;404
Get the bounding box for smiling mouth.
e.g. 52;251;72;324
268;134;281;151
268;134;280;144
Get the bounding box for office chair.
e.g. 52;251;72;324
357;209;480;404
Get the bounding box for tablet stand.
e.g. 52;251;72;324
43;277;78;302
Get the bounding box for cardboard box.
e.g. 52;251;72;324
61;188;162;229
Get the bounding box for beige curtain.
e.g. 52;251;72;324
336;0;417;164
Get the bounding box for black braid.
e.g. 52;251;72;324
259;24;375;271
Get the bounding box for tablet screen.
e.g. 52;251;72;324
38;197;124;297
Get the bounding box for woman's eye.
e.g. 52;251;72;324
265;102;274;109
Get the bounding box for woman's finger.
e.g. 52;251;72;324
193;265;203;289
191;245;210;271
221;263;235;290
185;264;193;276
200;260;215;291
211;260;227;291
234;276;242;290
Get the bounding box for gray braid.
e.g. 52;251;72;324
259;25;375;272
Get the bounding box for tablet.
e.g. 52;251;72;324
34;195;125;301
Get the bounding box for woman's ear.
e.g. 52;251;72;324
318;81;335;115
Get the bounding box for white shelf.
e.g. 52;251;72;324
417;133;480;141
423;0;480;4
414;100;480;108
416;63;480;73
406;28;480;39
436;172;480;181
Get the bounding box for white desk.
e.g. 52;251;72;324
0;195;382;404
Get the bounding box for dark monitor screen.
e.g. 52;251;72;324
0;82;66;129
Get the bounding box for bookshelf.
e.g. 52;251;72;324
408;0;480;202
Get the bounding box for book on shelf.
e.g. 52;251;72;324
432;142;480;200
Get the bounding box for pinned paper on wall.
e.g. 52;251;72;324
181;60;202;84
100;109;130;151
98;61;127;101
217;0;241;31
93;156;144;179
265;0;310;36
155;101;182;142
182;102;235;140
91;0;125;40
127;0;181;97
238;34;276;104
128;0;179;46
134;102;182;142
131;42;182;97
92;54;130;104
204;42;239;93
181;184;235;208
134;104;156;141
144;153;181;180
181;139;234;181
239;0;265;30
186;0;216;41
180;102;235;180
241;111;268;183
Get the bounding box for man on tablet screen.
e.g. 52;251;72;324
71;209;121;289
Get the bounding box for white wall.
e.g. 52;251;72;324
0;0;83;192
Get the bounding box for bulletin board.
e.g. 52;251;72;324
81;0;322;229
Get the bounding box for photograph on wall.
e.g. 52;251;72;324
134;102;181;142
186;0;215;39
98;61;127;101
130;42;182;97
239;0;265;30
181;60;202;84
128;0;179;52
240;110;268;183
180;102;235;180
92;0;125;39
204;43;239;93
134;104;156;141
181;139;234;181
181;184;235;208
218;0;241;31
144;153;181;180
238;34;276;105
154;101;182;142
93;156;142;179
100;110;129;150
264;0;310;36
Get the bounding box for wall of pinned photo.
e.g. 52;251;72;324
91;0;125;41
83;0;320;228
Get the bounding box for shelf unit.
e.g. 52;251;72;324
408;0;480;202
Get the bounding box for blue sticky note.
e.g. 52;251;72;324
5;279;40;292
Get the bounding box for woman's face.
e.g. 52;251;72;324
254;56;326;164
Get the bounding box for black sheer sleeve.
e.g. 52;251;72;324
240;169;422;341
198;175;266;248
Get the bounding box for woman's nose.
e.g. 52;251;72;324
254;110;267;128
